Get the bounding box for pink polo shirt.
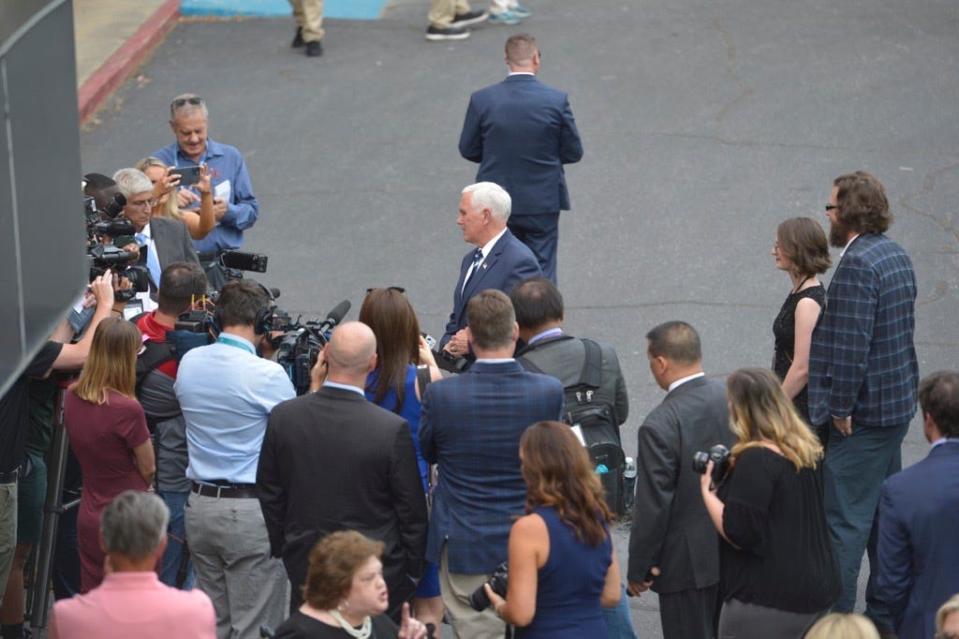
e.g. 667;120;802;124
50;572;216;639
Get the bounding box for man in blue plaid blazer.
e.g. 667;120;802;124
807;171;919;616
420;290;564;639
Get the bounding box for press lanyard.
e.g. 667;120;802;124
217;335;255;355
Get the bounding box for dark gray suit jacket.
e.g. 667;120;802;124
149;217;200;287
627;376;733;594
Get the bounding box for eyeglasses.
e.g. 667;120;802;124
128;198;157;209
824;205;838;212
365;286;406;295
171;96;204;110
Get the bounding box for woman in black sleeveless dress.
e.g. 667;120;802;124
771;218;831;424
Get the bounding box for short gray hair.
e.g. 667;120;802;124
112;168;153;200
169;93;209;121
463;182;511;222
101;491;169;559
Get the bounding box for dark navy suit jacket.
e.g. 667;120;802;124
459;74;583;216
808;233;918;427
440;229;541;348
875;441;959;639
419;360;564;574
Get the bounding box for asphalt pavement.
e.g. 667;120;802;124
79;0;959;636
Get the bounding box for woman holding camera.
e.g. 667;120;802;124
63;318;155;592
274;531;428;639
136;156;215;240
483;421;621;637
770;217;830;426
358;288;443;629
699;368;838;638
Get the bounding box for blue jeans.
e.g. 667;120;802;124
158;490;195;589
823;422;908;612
602;585;638;639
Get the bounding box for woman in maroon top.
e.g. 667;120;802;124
64;318;155;592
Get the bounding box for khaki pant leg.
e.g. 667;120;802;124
290;0;324;41
439;547;506;639
428;0;458;29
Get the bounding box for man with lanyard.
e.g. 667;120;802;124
174;279;294;637
153;94;259;281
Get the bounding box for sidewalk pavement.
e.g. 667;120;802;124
74;0;389;123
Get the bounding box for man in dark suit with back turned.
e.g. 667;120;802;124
439;182;541;359
459;33;583;283
627;321;732;639
421;290;563;639
807;171;918;615
256;321;428;617
870;371;959;639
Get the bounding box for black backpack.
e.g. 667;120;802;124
518;337;626;516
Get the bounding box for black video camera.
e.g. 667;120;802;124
274;300;351;395
83;195;150;302
468;562;509;611
692;444;731;485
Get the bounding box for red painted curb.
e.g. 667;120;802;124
77;0;180;123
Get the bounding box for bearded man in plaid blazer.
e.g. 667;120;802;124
808;171;919;618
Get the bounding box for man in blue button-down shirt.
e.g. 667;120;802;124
175;279;294;639
153;94;259;256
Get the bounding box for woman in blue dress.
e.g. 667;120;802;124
484;421;622;638
359;288;443;630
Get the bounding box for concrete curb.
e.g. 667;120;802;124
77;0;179;123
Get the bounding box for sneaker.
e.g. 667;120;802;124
291;27;304;48
488;9;522;25
509;2;532;18
450;9;489;28
305;40;323;56
425;25;471;41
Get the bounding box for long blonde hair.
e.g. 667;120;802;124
804;613;879;639
726;368;823;470
72;318;141;404
135;156;182;222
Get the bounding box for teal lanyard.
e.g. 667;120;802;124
218;335;255;355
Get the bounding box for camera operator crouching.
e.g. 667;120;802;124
133;261;209;590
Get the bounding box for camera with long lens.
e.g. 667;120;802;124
83;195;150;302
692;444;731;485
468;562;509;611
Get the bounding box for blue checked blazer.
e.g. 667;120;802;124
807;233;918;428
419;360;564;574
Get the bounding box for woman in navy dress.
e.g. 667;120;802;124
359;288;443;629
484;421;621;638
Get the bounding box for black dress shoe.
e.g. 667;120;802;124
305;40;323;57
292;27;304;48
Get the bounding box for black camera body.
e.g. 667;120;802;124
84;195;150;302
468;562;509;611
692;444;731;485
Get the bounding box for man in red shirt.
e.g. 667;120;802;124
134;261;207;589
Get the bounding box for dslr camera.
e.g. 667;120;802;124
468;562;509;611
692;444;731;485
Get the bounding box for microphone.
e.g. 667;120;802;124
318;300;351;332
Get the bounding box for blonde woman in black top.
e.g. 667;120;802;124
770;217;830;427
700;368;839;639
